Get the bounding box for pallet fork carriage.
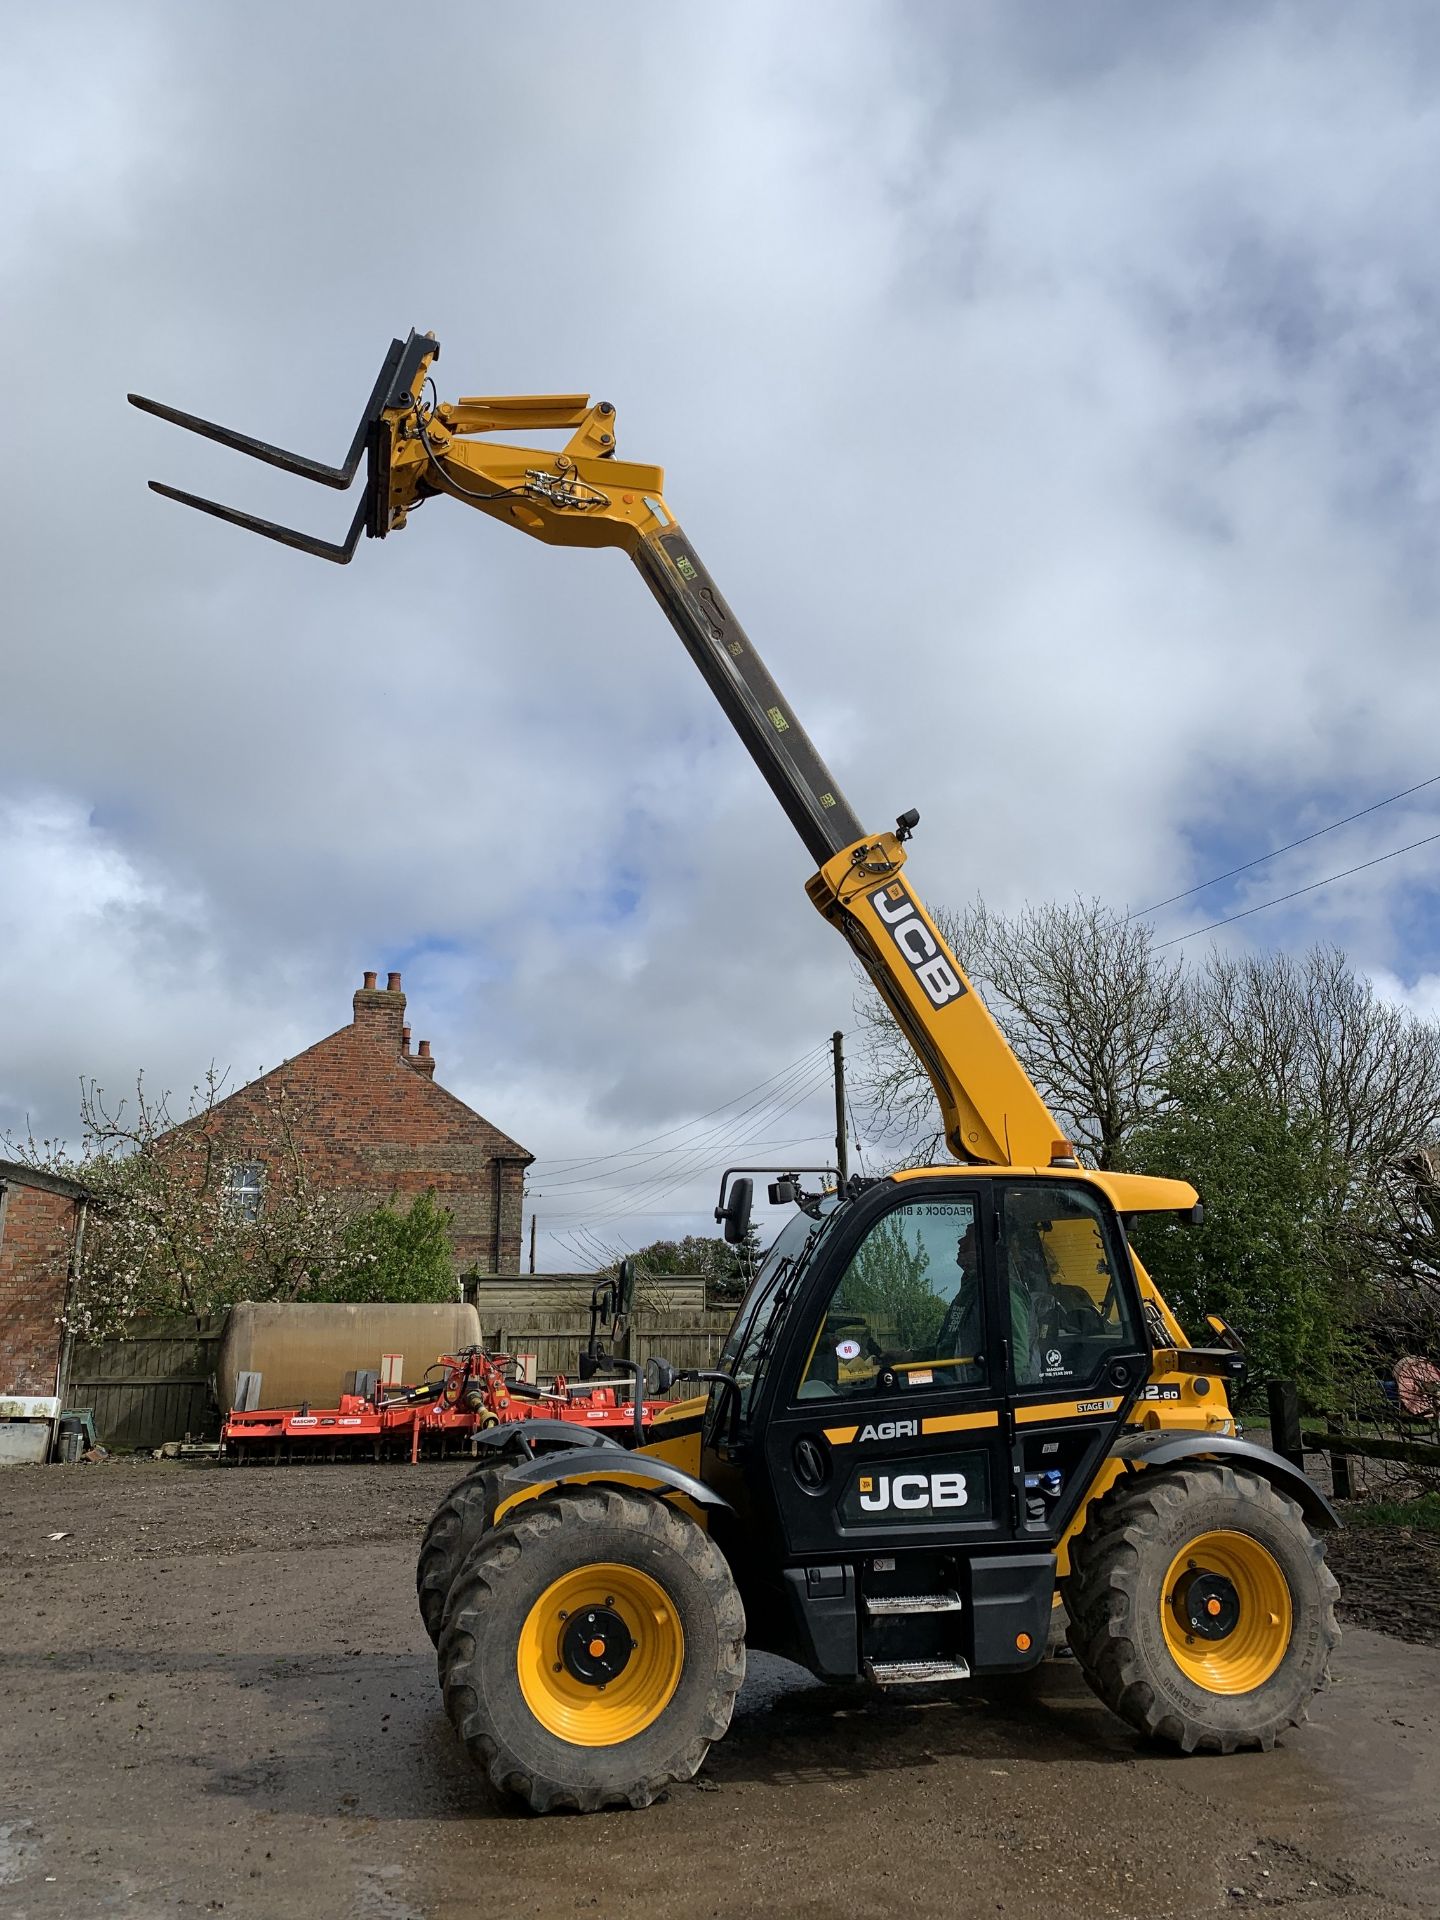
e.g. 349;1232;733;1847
131;332;1341;1813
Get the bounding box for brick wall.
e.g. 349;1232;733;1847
0;1174;84;1394
165;972;533;1275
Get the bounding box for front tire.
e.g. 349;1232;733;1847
438;1486;745;1812
1062;1464;1339;1754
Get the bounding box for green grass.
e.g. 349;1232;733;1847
1343;1492;1440;1533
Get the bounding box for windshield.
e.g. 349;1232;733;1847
717;1193;844;1423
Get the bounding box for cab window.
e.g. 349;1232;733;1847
1001;1183;1135;1389
796;1197;987;1400
720;1194;843;1421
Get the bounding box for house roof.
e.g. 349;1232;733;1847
154;972;533;1164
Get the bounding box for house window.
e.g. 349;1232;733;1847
224;1161;265;1222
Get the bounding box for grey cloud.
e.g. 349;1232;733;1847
4;2;1439;1260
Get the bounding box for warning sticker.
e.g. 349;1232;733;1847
836;1338;862;1362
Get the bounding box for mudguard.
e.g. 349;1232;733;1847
1112;1429;1341;1528
470;1420;624;1458
489;1446;732;1524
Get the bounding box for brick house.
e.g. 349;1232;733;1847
0;1163;93;1400
163;971;533;1278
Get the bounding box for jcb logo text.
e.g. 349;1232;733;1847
868;882;966;1009
857;1471;969;1513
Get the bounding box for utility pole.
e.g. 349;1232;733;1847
529;1212;538;1274
832;1029;849;1191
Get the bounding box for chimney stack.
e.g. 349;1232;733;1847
412;1038;436;1079
387;971;403;993
353;967;406;1047
401;1025;412;1056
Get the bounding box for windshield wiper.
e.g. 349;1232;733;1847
744;1257;800;1410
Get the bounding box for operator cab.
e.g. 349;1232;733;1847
701;1165;1151;1684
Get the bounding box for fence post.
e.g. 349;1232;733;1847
1266;1378;1304;1470
1324;1424;1353;1501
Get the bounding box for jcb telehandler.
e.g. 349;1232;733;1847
131;331;1340;1812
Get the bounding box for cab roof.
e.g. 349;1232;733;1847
890;1164;1198;1215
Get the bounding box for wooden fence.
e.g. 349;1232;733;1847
66;1317;225;1451
468;1273;708;1319
477;1308;734;1383
1266;1378;1440;1496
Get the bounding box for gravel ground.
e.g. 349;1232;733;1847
1328;1523;1440;1649
2;1460;1438;1920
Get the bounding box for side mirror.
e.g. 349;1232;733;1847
1205;1313;1244;1353
715;1175;753;1246
617;1256;638;1318
1182;1202;1205;1228
768;1177;798;1205
680;1368;742;1440
645;1356;675;1398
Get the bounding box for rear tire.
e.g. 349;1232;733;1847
438;1486;745;1813
1062;1464;1339;1753
417;1464;507;1646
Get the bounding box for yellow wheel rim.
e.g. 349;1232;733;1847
517;1562;685;1747
1160;1530;1292;1694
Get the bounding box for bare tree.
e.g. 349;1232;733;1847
1348;1148;1440;1343
857;897;1184;1167
1334;1146;1440;1482
1185;948;1440;1177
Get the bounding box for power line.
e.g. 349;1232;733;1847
537;1052;826;1191
544;1133;835;1203
542;1066;835;1229
543;1077;834;1229
1135;771;1440;919
533;1030;859;1179
540;1132;835;1219
531;1042;829;1176
1155;826;1440;948
845;1095;868;1176
540;1070;832;1197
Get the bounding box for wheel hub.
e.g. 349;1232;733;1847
1159;1529;1293;1695
517;1561;686;1746
561;1604;634;1686
1171;1567;1240;1641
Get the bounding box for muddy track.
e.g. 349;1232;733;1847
2;1461;1438;1919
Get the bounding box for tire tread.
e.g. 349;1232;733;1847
1061;1464;1339;1754
438;1486;744;1813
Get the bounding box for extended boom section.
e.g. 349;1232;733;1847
128;328;1069;1170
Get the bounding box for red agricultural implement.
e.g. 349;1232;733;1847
222;1346;673;1463
220;1266;677;1463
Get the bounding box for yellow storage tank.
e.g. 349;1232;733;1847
218;1301;483;1410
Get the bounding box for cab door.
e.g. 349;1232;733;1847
996;1176;1149;1545
757;1177;1016;1562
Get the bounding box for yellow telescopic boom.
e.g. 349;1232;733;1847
129;328;1194;1308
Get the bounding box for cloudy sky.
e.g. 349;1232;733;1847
4;2;1440;1266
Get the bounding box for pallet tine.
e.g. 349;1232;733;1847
130;331;439;562
128;336;408;489
147;483;368;565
